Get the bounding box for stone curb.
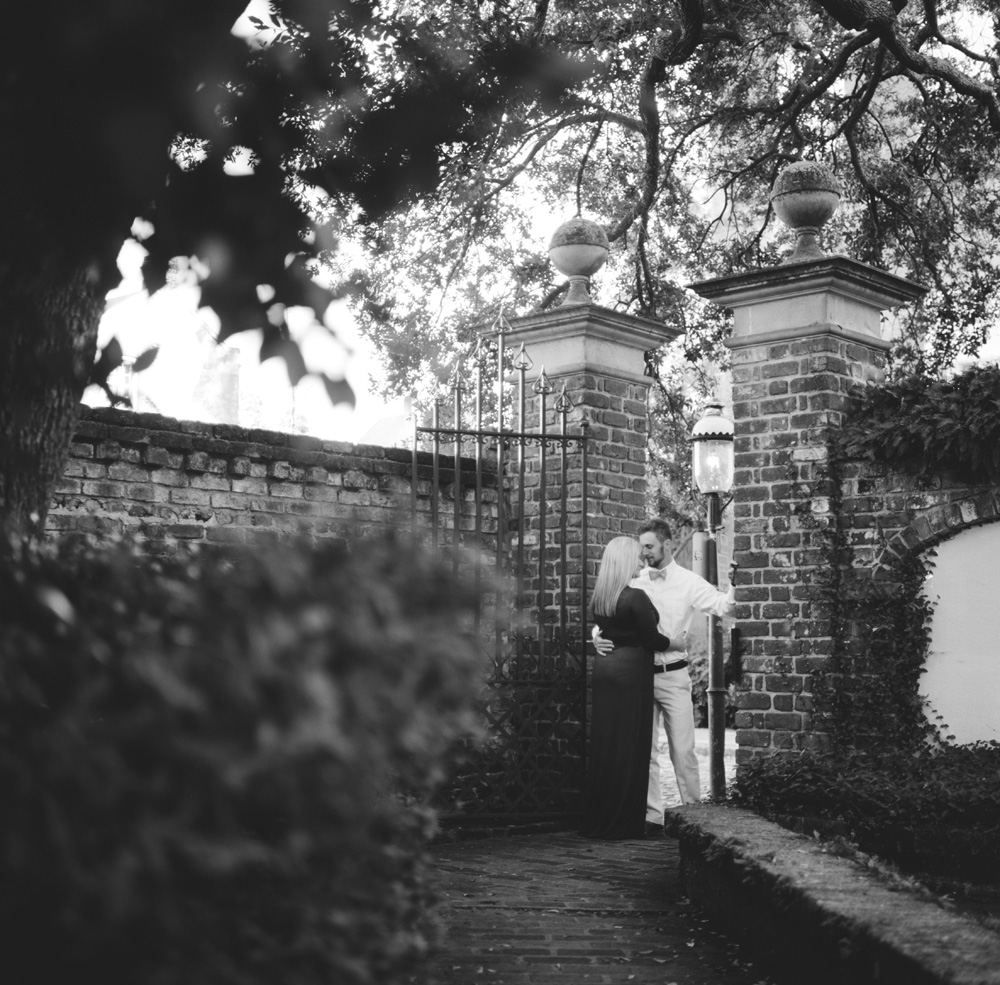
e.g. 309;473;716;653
666;803;1000;985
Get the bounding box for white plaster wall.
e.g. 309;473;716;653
920;521;1000;744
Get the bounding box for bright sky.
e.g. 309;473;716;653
86;240;410;445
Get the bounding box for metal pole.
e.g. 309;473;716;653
514;344;530;676
473;341;484;640
451;359;463;575
493;331;507;671
556;384;571;669
706;491;726;799
431;400;441;550
579;419;589;762
411;414;419;537
535;368;552;667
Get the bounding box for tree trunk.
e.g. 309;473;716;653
0;256;106;540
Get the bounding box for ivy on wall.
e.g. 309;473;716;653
812;548;940;752
825;362;1000;745
777;437;940;753
732;367;1000;882
840;364;1000;483
813;376;952;750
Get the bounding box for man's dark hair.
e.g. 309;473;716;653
638;518;672;543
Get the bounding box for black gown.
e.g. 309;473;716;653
581;587;671;840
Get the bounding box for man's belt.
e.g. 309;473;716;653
653;660;688;674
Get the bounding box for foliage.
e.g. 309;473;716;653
7;2;1000;536
8;0;583;358
644;360;723;530
841;363;1000;483
331;0;1000;401
814;551;940;752
731;743;1000;881
688;642;738;729
1;1;587;535
0;532;484;985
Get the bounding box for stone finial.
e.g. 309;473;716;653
548;217;609;305
769;161;842;263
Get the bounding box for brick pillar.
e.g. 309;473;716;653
691;256;925;762
504;302;678;560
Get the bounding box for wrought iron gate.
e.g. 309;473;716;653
410;316;591;826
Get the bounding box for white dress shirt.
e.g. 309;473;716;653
632;561;734;664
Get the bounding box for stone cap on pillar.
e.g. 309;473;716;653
481;215;679;384
689;255;927;351
689;161;927;350
491;304;680;385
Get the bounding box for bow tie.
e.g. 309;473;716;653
648;568;668;581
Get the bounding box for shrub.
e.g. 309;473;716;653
841;363;1000;484
688;632;738;729
0;532;483;985
730;743;1000;882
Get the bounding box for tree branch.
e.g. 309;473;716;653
607;0;713;242
816;0;1000;131
530;0;549;39
575;116;605;216
832;42;887;140
483;111;641;204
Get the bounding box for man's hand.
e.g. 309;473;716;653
591;626;613;656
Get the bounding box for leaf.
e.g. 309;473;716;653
89;336;124;387
321;373;356;408
34;585;76;624
132;346;160;373
259;330;308;387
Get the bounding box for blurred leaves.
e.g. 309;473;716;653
131;346;160;373
0;532;485;985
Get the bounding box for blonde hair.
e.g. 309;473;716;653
590;537;640;619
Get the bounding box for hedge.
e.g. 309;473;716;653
0;532;483;985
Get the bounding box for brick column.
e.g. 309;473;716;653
692;256;925;762
503;302;678;550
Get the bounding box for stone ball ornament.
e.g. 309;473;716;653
548;217;610;304
769;161;842;263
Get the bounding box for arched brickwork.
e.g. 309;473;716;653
876;491;1000;572
839;460;1000;578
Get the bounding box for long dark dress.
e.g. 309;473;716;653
581;587;670;840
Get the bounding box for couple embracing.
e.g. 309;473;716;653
582;519;735;841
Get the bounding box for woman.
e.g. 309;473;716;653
581;536;671;840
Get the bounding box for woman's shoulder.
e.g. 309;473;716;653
619;586;653;608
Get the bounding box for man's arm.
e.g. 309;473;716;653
689;561;739;617
592;625;613;656
592;625;685;655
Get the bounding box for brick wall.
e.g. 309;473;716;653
730;335;1000;761
49;406;494;552
729;333;887;762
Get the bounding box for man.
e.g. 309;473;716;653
594;518;735;831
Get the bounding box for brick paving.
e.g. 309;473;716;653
412;831;777;985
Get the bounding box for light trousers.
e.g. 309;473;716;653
646;666;701;823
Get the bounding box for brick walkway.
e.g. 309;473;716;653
412;831;777;985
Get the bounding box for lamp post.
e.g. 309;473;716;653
690;401;735;799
